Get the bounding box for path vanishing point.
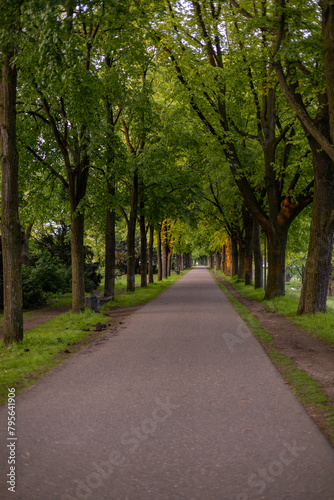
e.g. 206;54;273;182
1;267;334;500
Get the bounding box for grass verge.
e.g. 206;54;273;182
216;271;334;348
212;275;334;447
103;271;187;310
0;271;187;405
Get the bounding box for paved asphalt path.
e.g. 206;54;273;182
1;267;334;500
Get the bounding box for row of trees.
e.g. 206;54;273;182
1;0;333;345
152;0;334;315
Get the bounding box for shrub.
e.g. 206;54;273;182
22;256;71;308
22;266;48;308
84;261;102;292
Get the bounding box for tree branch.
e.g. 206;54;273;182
229;0;253;19
25;145;69;189
275;61;334;162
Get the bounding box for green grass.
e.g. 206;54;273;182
215;271;334;348
212;274;334;446
0;273;153;326
105;271;187;309
214;280;273;346
0;271;187;405
0;309;109;405
113;273;143;292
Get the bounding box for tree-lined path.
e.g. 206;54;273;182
1;268;334;500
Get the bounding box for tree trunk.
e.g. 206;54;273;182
243;207;253;286
162;239;168;278
148;224;154;284
167;242;173;276
139;205;147;288
104;79;117;298
265;227;288;300
221;245;226;273
245;236;253;286
231;238;238;277
127;169;138;292
238;241;246;280
71;211;86;313
1;50;23;344
157;229;162;281
175;253;179;272
297;140;334;314
167;252;172;276
104;207;116;297
252;219;263;289
323;2;334;146
68;163;89;313
215;252;221;271
162;221;169;279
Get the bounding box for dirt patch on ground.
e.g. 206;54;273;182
0;304;72;341
213;273;334;444
55;305;139;359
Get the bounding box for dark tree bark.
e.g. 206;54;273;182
70;211;86;311
139;200;147;288
243;208;253;286
148;224;154;284
127;168;138;292
162;220;169;279
1;49;23;344
157;228;162;281
231;238;238;277
324;1;334;147
297;135;334;314
104;206;116;297
252;219;263;288
266;226;289;299
237;242;246;280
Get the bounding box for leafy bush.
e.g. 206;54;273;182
84;260;102;292
30;255;71;294
22;266;48;308
22;256;71;308
0;223;102;310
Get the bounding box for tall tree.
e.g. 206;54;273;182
20;2;103;312
0;3;23;343
271;0;334;313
